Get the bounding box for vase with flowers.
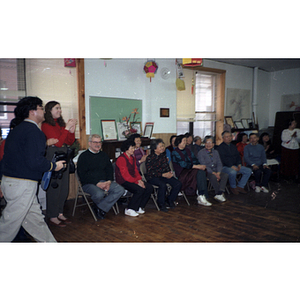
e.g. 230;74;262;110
121;108;140;138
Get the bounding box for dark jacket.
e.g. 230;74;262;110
2;120;55;181
217;142;242;167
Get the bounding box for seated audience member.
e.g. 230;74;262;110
191;135;204;157
217;131;252;195
236;132;248;166
128;133;148;172
258;132;276;159
115;139;153;217
280;120;300;180
172;134;211;206
165;134;177;163
184;132;194;151
197;136;228;202
244;133;271;193
77;134;125;220
145;139;182;211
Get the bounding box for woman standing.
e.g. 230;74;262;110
129;133;148;172
115;139;153;217
41;101;77;227
145;139;182;211
280;120;300;180
197;136;228;202
171;134;211;206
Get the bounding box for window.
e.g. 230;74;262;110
0;59;26;138
193;72;217;138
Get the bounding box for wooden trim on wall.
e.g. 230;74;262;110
76;59;87;150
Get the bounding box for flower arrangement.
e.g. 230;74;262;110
121;108;140;138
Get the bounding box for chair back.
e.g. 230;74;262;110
139;161;147;181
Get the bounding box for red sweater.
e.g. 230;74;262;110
115;153;142;184
41;120;75;147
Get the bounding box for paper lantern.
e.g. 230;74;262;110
144;61;158;82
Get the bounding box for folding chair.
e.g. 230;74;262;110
72;170;119;221
169;161;190;206
139;162;160;211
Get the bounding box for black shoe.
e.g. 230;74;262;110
92;205;106;220
159;206;169;212
166;200;175;209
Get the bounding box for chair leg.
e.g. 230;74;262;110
181;191;190;206
72;193;79;217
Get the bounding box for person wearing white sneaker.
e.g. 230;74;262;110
115;140;153;216
197;195;212;206
198;136;229;204
136;207;145;214
244;133;272;194
172;135;209;204
125;208;139;217
214;194;226;202
255;186;261;193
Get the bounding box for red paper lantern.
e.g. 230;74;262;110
144;60;158;82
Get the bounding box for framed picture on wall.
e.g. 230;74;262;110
235;121;244;129
101;120;117;141
224;116;235;128
143;122;154;138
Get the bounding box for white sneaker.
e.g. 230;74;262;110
125;208;139;217
136;207;145;214
197;195;212;206
255;186;261;193
260;186;269;193
214;194;226;202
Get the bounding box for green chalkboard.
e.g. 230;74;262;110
89;96;143;138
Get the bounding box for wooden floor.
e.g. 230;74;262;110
47;179;300;242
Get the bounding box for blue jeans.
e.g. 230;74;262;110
222;166;252;188
82;181;125;212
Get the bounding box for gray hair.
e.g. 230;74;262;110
89;134;102;142
203;135;215;144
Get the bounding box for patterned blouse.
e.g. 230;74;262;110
145;152;170;180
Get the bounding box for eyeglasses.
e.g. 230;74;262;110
91;141;102;144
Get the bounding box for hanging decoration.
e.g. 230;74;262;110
64;59;76;67
182;58;203;67
143;60;158;82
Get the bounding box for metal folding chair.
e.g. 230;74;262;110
169;161;190;206
139;161;160;211
72;170;119;221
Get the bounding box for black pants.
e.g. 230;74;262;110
45;146;70;218
147;177;182;207
121;181;153;211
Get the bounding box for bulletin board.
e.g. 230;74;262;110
89;96;143;136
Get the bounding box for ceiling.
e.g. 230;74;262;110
207;59;300;72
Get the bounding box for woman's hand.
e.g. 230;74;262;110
193;164;206;170
140;155;148;163
137;180;145;188
65;119;77;131
162;171;173;179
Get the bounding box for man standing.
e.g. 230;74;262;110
0;97;65;242
217;131;252;195
77;134;125;220
244;133;271;193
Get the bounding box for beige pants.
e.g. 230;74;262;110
0;176;56;242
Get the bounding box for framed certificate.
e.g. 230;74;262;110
101;120;117;141
235;121;244;129
143;122;154;138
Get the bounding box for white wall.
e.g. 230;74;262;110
25;58;79;136
85;58;177;134
85;58;300;134
269;68;300;126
